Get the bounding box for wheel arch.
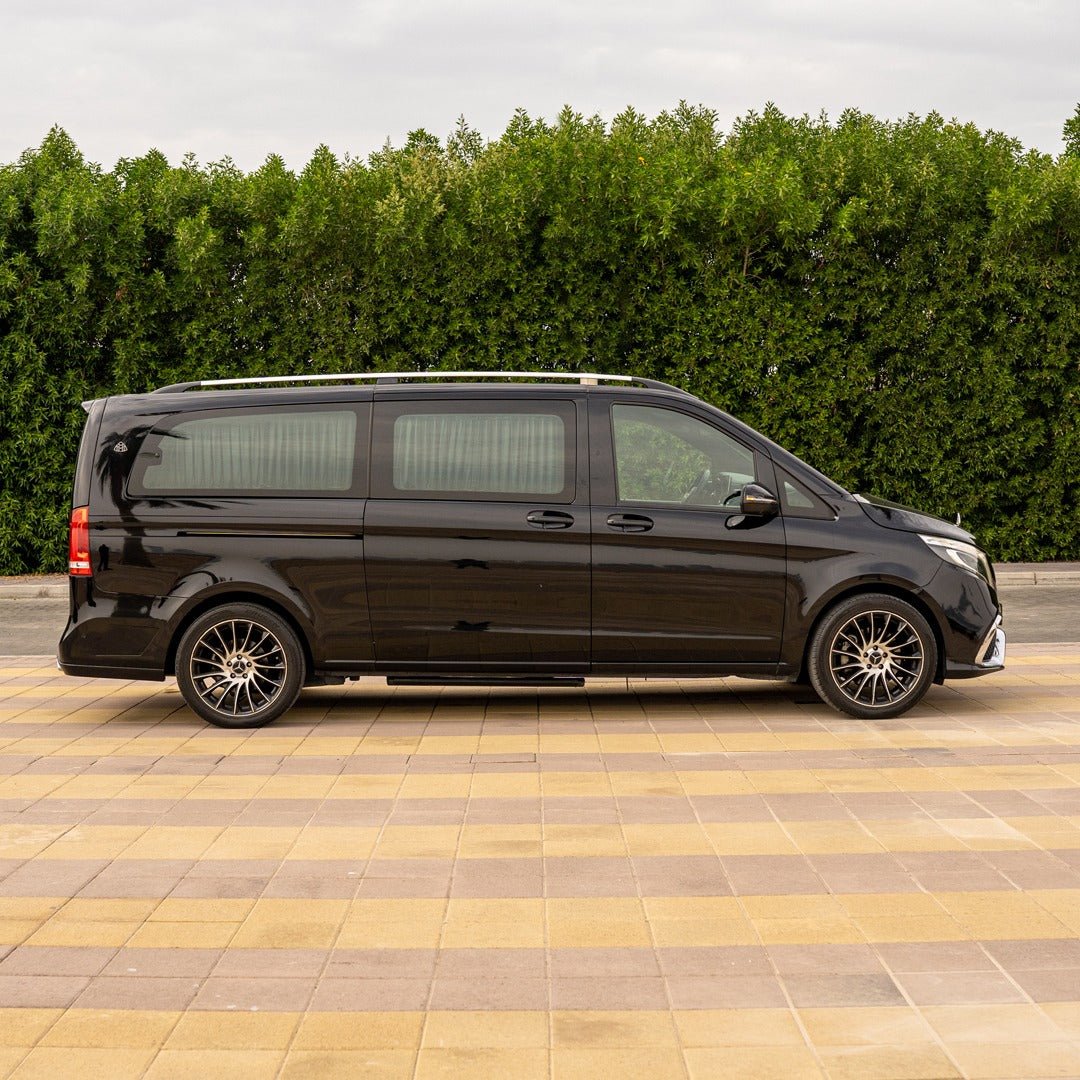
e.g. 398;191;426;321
797;583;946;686
165;592;314;681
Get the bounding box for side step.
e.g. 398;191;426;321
386;677;586;687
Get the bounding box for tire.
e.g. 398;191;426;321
807;593;937;720
175;603;304;728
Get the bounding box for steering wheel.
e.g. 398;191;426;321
722;488;743;507
682;467;710;502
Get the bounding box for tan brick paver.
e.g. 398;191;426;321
1;645;1080;1077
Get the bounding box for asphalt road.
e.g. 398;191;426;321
0;586;1075;658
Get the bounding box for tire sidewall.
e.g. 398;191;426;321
809;594;937;720
176;603;304;728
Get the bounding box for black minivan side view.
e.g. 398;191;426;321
58;371;1005;728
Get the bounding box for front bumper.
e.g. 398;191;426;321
945;614;1005;679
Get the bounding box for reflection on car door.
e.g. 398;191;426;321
589;397;787;670
364;396;591;670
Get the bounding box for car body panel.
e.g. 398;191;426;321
57;380;1004;697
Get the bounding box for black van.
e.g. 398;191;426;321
58;372;1005;727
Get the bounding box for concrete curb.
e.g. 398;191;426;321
0;582;68;599
995;570;1080;587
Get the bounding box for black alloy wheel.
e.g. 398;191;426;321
808;593;937;719
175;603;304;727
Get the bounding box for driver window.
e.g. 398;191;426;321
612;404;755;508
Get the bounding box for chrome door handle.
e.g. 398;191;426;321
606;513;654;533
526;510;574;530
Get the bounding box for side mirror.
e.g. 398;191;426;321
740;482;780;517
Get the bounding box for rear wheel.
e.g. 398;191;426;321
807;593;937;719
175;603;304;728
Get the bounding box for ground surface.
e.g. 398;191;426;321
1;649;1079;1078
1;585;1078;656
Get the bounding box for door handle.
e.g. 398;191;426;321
606;513;654;533
526;509;575;530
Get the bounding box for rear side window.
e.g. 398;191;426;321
372;401;576;501
129;407;360;497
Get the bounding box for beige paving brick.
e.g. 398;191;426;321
126;920;240;949
945;1041;1080;1078
0;1009;63;1047
422;1011;548;1048
799;1006;937;1047
292;1012;424;1050
553;1047;686;1079
279;1049;417;1078
26;920;141;948
164;1011;299;1049
40;1009;178;1048
815;1044;960;1080
683;1045;825;1079
922;1003;1068;1043
144;1048;285;1079
9;1046;156;1080
674;1008;804;1047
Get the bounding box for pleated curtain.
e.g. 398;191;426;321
141;409;357;492
393;413;564;495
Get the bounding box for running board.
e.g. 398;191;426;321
386;676;586;687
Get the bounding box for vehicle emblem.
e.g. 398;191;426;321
113;441;128;454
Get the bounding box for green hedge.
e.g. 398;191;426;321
2;105;1078;573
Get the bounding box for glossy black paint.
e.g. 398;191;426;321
364;497;591;669
587;395;787;669
58;382;1003;691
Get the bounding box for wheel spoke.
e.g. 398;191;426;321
211;625;230;656
198;643;228;665
249;678;271;707
829;609;924;711
854;671;873;702
881;669;894;702
189;619;287;719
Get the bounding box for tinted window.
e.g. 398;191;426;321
132;408;359;495
373;401;576;501
612;404;755;508
778;466;836;519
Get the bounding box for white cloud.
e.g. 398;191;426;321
1;0;1076;169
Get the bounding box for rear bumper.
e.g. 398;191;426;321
56;578;171;679
58;659;164;681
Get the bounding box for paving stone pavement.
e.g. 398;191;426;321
1;650;1080;1078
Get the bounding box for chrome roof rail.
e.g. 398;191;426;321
153;370;688;394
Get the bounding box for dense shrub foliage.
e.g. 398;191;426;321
1;106;1078;572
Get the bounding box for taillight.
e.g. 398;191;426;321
68;506;91;576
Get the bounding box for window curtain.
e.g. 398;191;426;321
393;413;564;494
142;409;357;492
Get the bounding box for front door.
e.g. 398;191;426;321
590;398;787;670
365;395;590;671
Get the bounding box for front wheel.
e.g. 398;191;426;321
807;594;937;719
175;603;304;728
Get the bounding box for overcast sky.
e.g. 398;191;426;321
2;0;1077;170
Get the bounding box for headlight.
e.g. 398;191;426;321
919;534;993;583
